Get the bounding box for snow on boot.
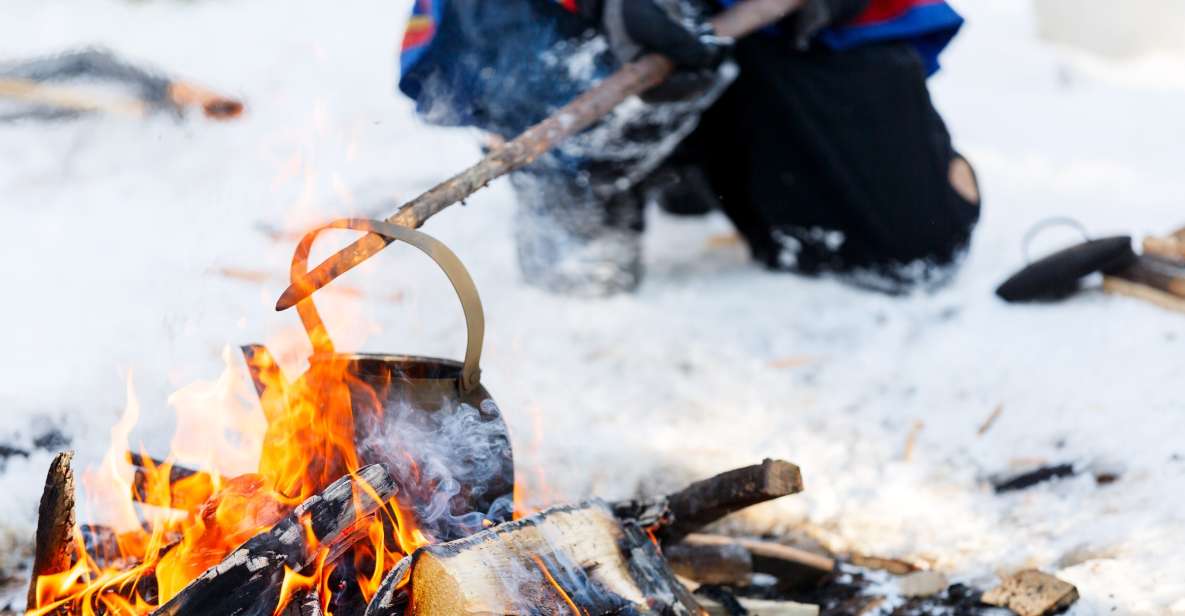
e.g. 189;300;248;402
511;169;644;297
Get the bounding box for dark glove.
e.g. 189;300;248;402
576;0;731;102
785;0;871;50
576;0;729;68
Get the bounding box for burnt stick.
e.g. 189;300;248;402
275;0;806;311
665;540;753;587
681;534;835;591
362;556;413;616
663;458;804;542
126;452;215;509
27;451;77;611
151;464;396;616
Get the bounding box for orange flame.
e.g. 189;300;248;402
28;341;428;616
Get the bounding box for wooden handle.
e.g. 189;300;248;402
290;219;486;393
0;77;147;117
276;0;805;311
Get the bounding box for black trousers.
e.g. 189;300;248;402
671;37;981;288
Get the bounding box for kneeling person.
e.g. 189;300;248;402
398;0;981;295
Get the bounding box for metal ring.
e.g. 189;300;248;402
1022;217;1090;264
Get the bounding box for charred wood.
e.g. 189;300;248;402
407;500;701;616
127;452;215;511
993;464;1077;493
663;459;803;542
151;464;396;616
283;591;325;616
682;534;834;592
665;541;753;587
362;556;412;616
27;451;76;612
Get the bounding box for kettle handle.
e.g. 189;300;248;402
290;218;484;393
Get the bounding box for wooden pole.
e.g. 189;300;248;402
276;0;805;311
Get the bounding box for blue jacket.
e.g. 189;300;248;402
400;0;963;79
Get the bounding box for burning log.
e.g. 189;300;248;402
27;451;76;611
362;557;412;616
681;534;835;591
657;459;803;543
152;464;396;616
283;591;325;616
127;452;216;511
404;500;702;616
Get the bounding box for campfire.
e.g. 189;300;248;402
22;219;820;616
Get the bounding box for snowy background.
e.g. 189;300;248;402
2;0;1184;613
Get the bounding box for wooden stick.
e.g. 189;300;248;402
0;77;147;117
1104;276;1185;314
275;0;806;311
682;534;835;590
27;451;77;611
0;76;242;120
1112;258;1185;299
151;464;395;616
665;540;753;586
663;459;803;542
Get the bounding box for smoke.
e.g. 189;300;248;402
355;385;514;543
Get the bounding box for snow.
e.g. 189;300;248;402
2;0;1184;613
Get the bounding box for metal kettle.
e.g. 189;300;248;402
242;219;514;542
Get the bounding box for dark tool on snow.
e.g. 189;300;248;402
996;236;1138;302
274;0;807;311
244;219;514;540
998;220;1185;313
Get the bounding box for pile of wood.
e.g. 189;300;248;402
27;456;829;615
25;453;1085;616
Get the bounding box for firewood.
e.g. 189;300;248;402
407;500;702;616
362;557;412;616
697;596;820;616
982;570;1079;616
284;591;324;616
1143;235;1185;263
127;452;215;511
1104;275;1185;314
27;451;77;611
152;464;396;616
665;541;753;587
899;571;949;598
682;534;834;591
663;459;803;542
847;553;921;576
1113;258;1185;298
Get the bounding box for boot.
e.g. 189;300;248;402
510;168;644;297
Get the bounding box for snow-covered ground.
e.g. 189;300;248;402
2;0;1183;613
